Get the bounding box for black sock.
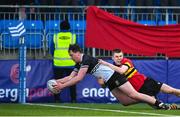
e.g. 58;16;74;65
154;100;170;110
154;100;162;108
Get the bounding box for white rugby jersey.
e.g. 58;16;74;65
73;54;114;82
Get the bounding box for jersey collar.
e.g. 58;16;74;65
113;62;121;67
80;54;84;62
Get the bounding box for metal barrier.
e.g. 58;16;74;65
0;5;180;59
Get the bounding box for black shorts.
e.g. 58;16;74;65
105;72;127;91
138;78;163;97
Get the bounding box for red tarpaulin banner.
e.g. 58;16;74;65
85;6;180;57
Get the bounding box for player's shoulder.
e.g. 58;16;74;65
81;54;93;65
122;58;132;63
82;54;91;61
83;54;97;61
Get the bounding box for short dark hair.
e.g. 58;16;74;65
68;44;82;53
112;49;122;55
60;20;70;30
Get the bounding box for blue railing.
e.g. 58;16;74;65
0;5;179;59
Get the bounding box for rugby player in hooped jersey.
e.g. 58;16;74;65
53;44;173;110
98;49;180;109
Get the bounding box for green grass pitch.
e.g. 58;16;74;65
0;103;179;116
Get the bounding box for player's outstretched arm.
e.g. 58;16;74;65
56;71;77;84
54;67;88;91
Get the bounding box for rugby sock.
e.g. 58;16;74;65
154;100;162;107
155;100;171;110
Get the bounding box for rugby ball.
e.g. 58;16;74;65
47;79;61;94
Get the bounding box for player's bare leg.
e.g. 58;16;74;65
160;84;180;97
112;81;170;110
111;88;139;106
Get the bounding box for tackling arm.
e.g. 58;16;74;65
99;59;128;74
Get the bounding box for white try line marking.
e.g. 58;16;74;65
26;103;172;116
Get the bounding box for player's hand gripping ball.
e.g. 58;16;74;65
47;79;61;94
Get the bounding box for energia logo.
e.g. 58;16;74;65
0;88;53;102
82;88;117;101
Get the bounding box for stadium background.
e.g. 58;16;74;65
0;0;180;104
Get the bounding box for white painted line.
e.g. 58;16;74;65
26;103;171;116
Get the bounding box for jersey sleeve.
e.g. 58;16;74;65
123;59;133;69
81;58;90;69
123;62;131;68
73;64;79;72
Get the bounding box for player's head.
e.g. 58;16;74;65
112;49;124;65
60;20;70;30
68;44;82;63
